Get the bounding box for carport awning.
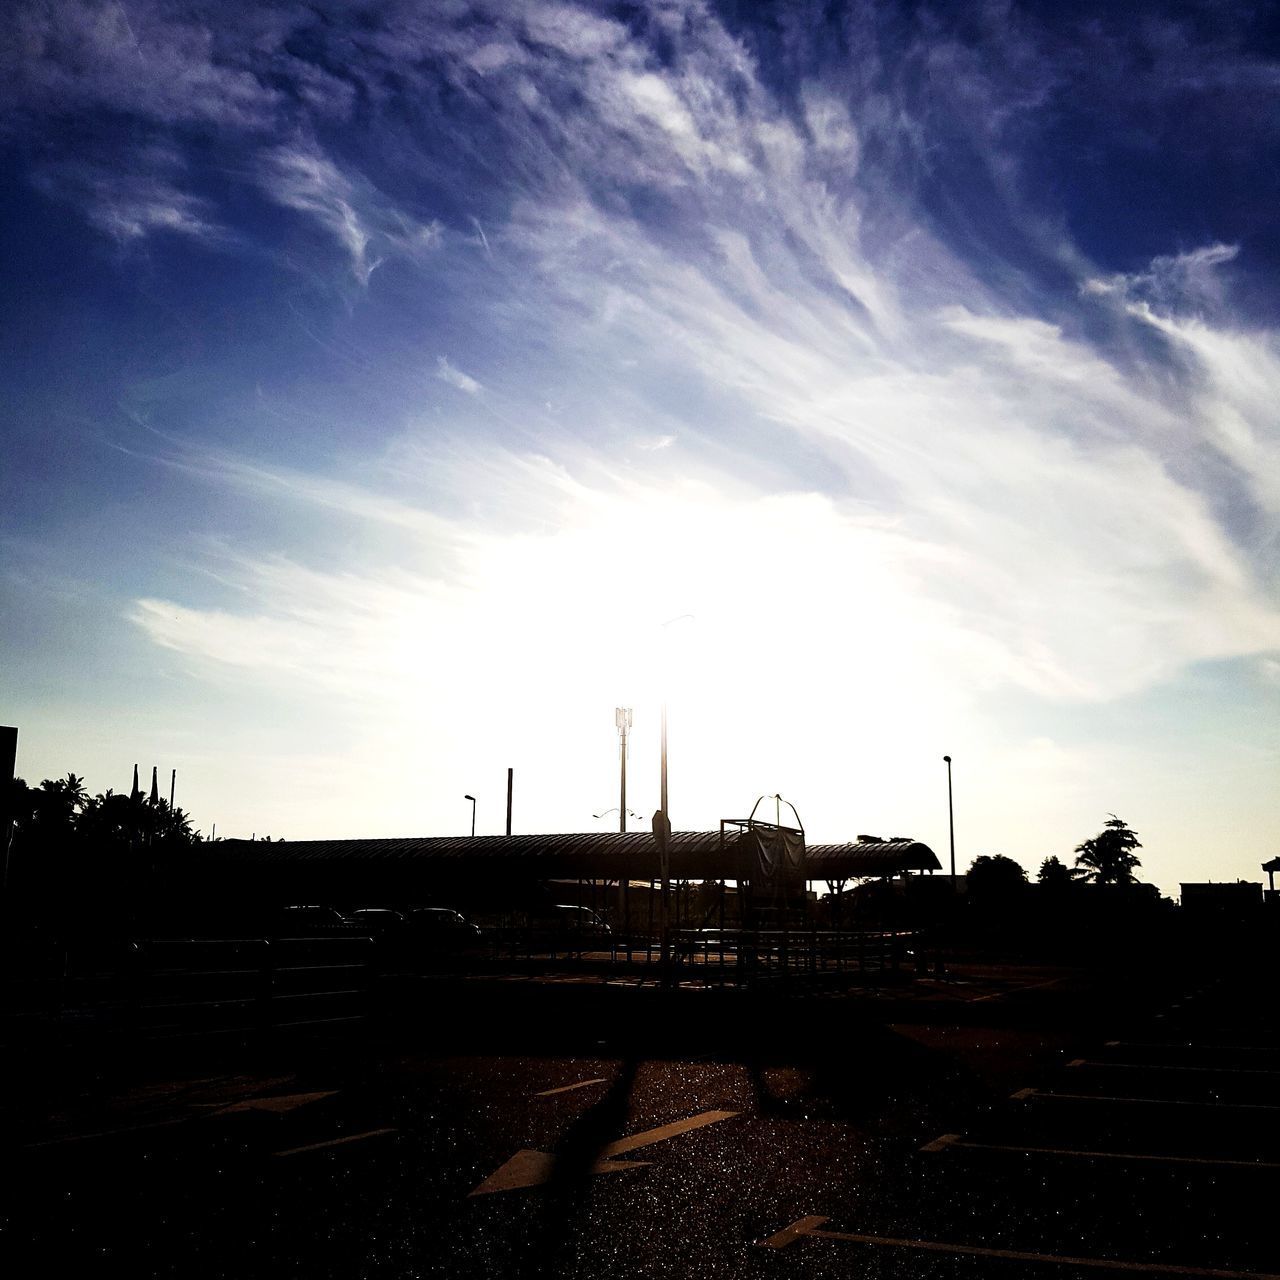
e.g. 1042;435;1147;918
805;841;941;879
189;831;939;887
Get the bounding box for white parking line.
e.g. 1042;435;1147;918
536;1079;608;1098
25;1117;188;1148
601;1110;738;1158
1012;1088;1280;1113
1106;1042;1280;1056
273;1128;397;1157
469;1109;738;1195
757;1216;1280;1277
1068;1060;1280;1077
216;1091;337;1114
921;1132;1280;1169
968;977;1063;1003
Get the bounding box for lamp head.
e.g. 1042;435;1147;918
464;794;475;802
942;756;951;764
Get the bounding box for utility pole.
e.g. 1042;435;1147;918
505;767;513;837
943;755;956;889
653;807;671;988
615;708;632;833
169;769;176;811
1;726;17;901
657;699;671;986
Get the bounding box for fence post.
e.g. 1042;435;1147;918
256;938;274;1036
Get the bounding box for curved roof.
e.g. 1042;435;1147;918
806;840;941;878
191;831;939;884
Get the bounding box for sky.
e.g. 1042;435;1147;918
2;0;1279;898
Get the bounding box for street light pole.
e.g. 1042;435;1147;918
658;698;670;985
464;794;476;838
943;756;956;887
615;708;632;834
660;700;668;819
656;614;693;990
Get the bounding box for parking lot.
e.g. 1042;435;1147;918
3;962;1277;1278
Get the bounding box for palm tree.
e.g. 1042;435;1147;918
1073;815;1142;885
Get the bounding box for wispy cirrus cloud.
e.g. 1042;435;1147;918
6;2;1280;878
114;0;1280;709
436;356;482;395
259;145;380;284
3;0;281;130
1083;243;1241;314
257;142;445;282
33;159;224;244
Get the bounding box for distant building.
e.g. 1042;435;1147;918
1179;881;1262;923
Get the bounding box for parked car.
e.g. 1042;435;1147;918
522;904;612;953
550;904;611;938
403;907;485;954
273;905;356;936
678;927;741;957
344;907;406;939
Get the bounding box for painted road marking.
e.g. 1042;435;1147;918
216;1091;337;1115
599;1110;738;1158
968;977;1063;1003
1106;1042;1280;1056
922;1132;1280;1169
1012;1088;1280;1113
273;1128;397;1157
757;1216;1280;1277
25;1117;188;1148
1069;1060;1280;1077
469;1109;738;1195
536;1079;608;1098
468;1149;650;1194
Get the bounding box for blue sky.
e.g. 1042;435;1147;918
2;0;1278;895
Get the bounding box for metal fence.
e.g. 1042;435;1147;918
1;925;932;1048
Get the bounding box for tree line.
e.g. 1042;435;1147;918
966;814;1145;895
3;772;203;852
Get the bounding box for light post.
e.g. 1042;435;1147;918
615;707;633;833
655;614;693;988
942;756;956;887
464;794;476;838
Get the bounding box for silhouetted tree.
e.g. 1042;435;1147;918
1038;856;1077;889
5;772;204;939
1074;815;1142;885
966;855;1028;895
26;773;88;838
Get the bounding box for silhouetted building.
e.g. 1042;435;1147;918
173;831;940;929
1180;881;1262;924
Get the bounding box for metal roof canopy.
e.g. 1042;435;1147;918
191;830;940;888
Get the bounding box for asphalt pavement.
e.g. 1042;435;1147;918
3;962;1276;1278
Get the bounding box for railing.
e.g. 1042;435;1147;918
3;935;381;1043
0;926;935;1047
667;928;922;987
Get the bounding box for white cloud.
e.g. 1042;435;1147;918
260;145;379;284
1124;307;1280;522
33;160;223;244
5;0;1254;890
522;6;628;60
436;356;482;395
257;143;447;283
4;0;279;129
1083;242;1240;313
